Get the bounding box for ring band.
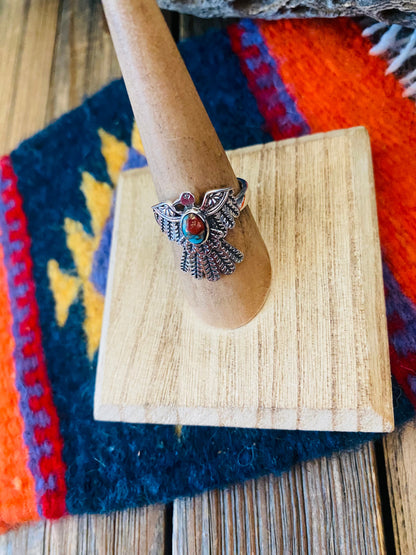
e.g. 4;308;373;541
234;177;248;211
152;178;248;281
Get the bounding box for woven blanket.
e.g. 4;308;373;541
1;18;416;531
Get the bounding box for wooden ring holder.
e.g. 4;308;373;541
101;0;272;330
95;0;394;432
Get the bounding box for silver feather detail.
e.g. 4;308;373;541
153;203;181;243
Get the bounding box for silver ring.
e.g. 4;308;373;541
152;178;248;281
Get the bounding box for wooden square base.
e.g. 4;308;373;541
94;127;394;432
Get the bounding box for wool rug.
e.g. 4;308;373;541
1;18;416;531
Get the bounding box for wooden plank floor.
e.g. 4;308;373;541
0;1;414;552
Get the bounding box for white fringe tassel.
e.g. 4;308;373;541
363;22;416;98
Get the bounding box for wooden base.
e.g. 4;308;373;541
94;127;394;432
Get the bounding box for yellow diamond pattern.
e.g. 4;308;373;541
48;124;145;359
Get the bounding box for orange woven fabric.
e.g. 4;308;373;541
260;18;416;308
0;241;38;530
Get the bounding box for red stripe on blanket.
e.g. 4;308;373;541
0;156;67;519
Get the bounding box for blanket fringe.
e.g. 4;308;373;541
363;22;416;97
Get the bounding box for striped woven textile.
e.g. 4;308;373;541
1;18;416;531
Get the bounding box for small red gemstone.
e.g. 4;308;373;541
180;192;195;206
186;214;205;235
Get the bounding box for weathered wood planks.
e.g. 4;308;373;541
173;444;386;554
384;420;416;554
1;506;167;555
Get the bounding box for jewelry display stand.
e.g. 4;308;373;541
94;127;393;432
95;0;394;432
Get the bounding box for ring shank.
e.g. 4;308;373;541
235;177;248;211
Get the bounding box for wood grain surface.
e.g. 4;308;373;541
0;506;166;555
384;420;416;554
0;0;415;553
173;443;386;554
95;129;393;433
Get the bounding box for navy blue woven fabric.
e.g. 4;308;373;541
9;29;414;515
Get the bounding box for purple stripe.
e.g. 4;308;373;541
236;19;310;137
122;147;147;171
384;259;416;356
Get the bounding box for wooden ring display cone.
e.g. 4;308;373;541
96;1;393;433
102;0;272;329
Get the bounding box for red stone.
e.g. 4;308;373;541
186;214;205;235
